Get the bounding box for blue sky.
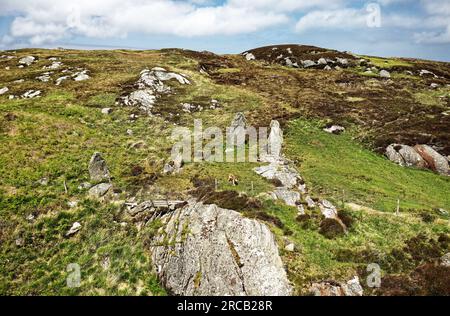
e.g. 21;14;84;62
1;0;449;61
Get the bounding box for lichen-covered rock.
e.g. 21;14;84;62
149;200;292;296
88;152;110;182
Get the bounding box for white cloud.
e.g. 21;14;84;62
0;0;288;44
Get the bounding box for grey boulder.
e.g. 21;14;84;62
88;152;110;182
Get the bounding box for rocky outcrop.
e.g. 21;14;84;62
88;152;110;182
120;67;190;114
148;200;292;296
386;144;449;176
19;56;35;66
254;119;343;222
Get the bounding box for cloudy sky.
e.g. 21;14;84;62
1;0;449;61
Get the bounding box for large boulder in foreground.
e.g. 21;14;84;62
149;200;292;296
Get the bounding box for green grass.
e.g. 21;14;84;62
284;119;450;212
363;56;413;69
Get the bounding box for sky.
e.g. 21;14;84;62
0;0;449;61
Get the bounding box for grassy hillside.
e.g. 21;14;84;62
0;47;449;295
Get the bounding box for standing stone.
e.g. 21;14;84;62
88;152;110;182
268;120;283;159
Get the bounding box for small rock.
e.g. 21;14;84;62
430;83;439;89
36;177;49;186
26;214;35;221
323;125;345;135
66;222;82;237
285;243;295;252
379;70;391;78
67;201;78;208
324;65;332;71
88;183;112;199
126;129;133;135
101;108;112;114
301;60;316;68
441;253;450;267
317;58;327;65
22;90;41;99
78;182;92;190
244;52;256;61
56;76;70;85
0;87;8;95
15;238;25;247
73;70;90;81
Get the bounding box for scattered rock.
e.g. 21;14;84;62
36;73;52;82
88;152;110;182
15;238;25;247
430;83;439;89
163;151;184;175
323;125;345;135
43;61;62;70
18;56;35;66
149;200;292;296
22;90;41;99
419;69;437;78
441;253;450;267
324;65;332;71
56;76;70;85
101;108;112;114
310;276;363;296
0;87;9;95
379;70;391;78
301;60;316;68
66;222;82;237
244;52;256;61
88;183;112;199
285;243;295;252
36;177;49;186
73;70;90;81
67;201;78;208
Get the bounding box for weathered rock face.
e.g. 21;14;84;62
120;67;190;114
88;152;110;182
149;200;292;296
386;144;449;175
